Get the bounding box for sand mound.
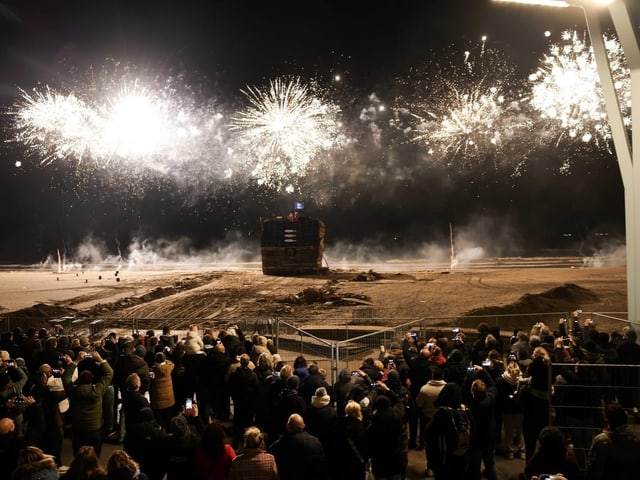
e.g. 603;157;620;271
466;283;600;317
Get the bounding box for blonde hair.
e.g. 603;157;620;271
345;400;363;421
279;364;293;380
506;361;521;377
532;346;550;363
243;426;264;449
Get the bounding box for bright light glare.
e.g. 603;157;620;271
492;0;569;7
493;0;616;6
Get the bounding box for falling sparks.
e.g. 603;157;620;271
12;87;102;164
528;30;631;147
394;41;528;169
230;77;345;190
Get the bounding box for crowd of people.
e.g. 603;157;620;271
0;313;639;480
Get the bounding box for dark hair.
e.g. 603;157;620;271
293;355;307;369
536;426;568;467
605;403;628;430
199;421;226;460
107;450;140;480
65;445;106;480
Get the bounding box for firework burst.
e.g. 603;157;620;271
230;76;345;190
11;87;102;164
394;41;529;169
8;64;227;176
528;30;631;147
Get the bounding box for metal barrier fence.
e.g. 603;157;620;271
549;361;640;472
1;311;630;379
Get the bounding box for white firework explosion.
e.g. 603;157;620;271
528;30;631;146
8;66;227;176
395;42;528;168
230;76;345;190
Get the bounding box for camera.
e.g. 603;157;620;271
85;353;93;359
410;332;417;338
351;371;359;376
149;370;155;380
452;328;460;333
52;369;62;376
539;475;565;480
467;366;475;373
563;337;570;346
6;360;15;368
426;342;434;350
185;398;193;410
508;353;517;362
370;382;378;388
388;359;394;365
482;360;491;367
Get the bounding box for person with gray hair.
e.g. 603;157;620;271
229;426;278;480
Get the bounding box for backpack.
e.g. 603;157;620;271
441;404;471;456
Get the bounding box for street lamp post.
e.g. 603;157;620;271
494;0;640;326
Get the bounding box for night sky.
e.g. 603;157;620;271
0;1;636;265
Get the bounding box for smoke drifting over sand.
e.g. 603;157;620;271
30;212;626;274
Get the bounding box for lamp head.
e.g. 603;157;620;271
493;0;614;8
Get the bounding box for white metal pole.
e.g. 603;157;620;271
606;0;640;326
582;4;638;325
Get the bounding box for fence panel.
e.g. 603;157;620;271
550;362;640;472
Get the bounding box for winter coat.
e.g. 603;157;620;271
331;415;367;480
303;403;337;451
149;360;175;409
62;361;113;433
269;431;328;480
586;424;640;480
496;372;523;415
365;397;405;478
125;411;167;480
184;331;204;356
163;431;199;480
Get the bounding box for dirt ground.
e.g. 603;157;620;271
0;265;630;335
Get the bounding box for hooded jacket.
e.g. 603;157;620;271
62;360;113;433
